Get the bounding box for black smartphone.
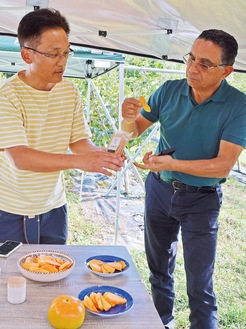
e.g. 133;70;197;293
158;147;176;156
0;240;22;258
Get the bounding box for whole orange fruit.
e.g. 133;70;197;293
48;295;86;329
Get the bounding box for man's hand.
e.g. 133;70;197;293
121;97;152;138
134;152;173;172
77;150;125;176
122;97;142;123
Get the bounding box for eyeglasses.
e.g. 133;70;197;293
183;53;227;71
23;46;74;60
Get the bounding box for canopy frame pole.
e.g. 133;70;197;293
114;62;125;244
85;78;92;123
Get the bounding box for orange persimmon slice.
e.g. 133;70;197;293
83;296;99;313
101;263;115;273
103;292;127;307
89;262;103;272
105;262;123;271
29;267;50;273
40;264;58;273
100;295;112;311
119;260;127;269
59;261;72;271
139;95;151;112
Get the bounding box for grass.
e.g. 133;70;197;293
66;150;246;329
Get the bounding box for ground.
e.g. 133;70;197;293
72;170;146;249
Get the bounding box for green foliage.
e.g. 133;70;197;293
66;190;101;244
0;72;14;80
227;72;246;93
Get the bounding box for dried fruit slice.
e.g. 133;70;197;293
103;292;127;307
25;256;38;263
139;95;151;112
101;264;115;273
29;267;50;273
88;259;104;266
83;295;99;313
59;261;73;271
21;262;39;270
100;295;112;311
94;293;102;309
96;296;104;311
119;260;127;269
40;264;58;273
89;292;97;305
105;262;123;271
89;262;103;272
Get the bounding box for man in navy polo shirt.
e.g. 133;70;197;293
121;29;246;329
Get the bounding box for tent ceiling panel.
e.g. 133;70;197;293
0;0;246;73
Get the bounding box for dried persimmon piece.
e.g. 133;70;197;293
103;292;127;307
40;264;58;273
100;295;112;311
101;264;115;273
105;262;122;271
84;296;99;313
119;260;127;269
139;95;151;112
29;266;49;273
21;262;39;270
59;261;72;271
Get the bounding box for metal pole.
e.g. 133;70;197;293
114;62;125;245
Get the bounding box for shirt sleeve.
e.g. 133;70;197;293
221;104;246;148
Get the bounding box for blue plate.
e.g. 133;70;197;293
78;285;133;317
85;255;129;277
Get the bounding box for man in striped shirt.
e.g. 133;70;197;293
0;8;124;244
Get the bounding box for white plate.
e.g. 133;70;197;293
85;255;129;277
78;285;133;317
17;250;75;282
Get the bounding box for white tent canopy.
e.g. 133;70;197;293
0;0;246;73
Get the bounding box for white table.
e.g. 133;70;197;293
0;244;164;329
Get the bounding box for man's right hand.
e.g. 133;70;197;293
77;150;125;177
122;97;142;123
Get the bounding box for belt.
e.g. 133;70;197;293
157;173;217;193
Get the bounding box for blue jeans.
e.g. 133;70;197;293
144;172;222;329
0;204;68;244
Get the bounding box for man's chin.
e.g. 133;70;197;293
187;77;198;87
53;72;64;81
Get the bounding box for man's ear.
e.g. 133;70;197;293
20;48;32;64
223;65;234;79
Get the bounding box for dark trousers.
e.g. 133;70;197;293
0;204;68;244
144;172;222;329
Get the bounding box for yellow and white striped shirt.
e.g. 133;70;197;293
0;72;91;216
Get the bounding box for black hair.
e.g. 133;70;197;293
17;8;70;48
197;29;238;66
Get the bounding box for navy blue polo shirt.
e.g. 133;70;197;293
141;78;246;186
